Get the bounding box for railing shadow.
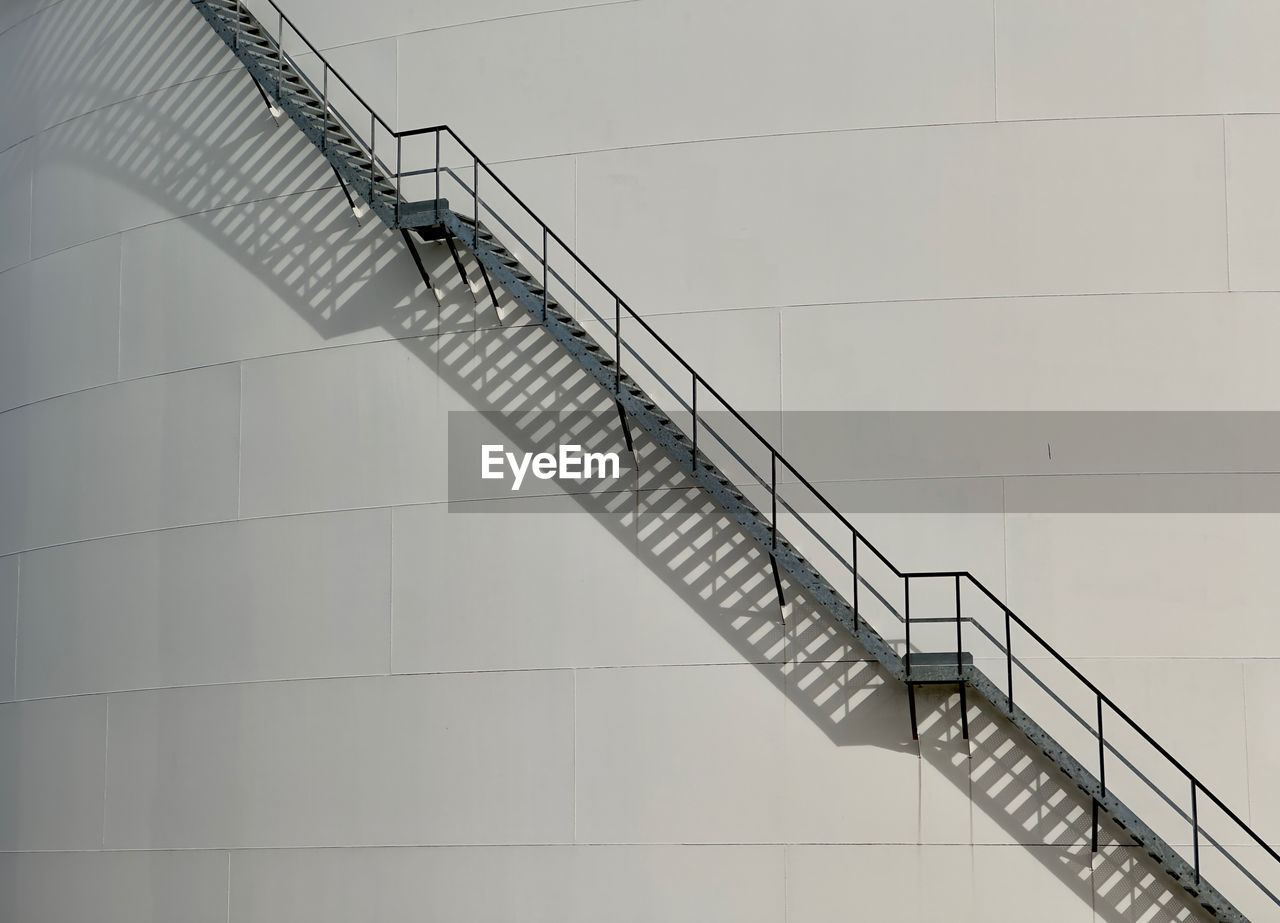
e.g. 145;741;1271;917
1;2;1235;919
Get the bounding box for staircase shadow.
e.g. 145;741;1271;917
5;3;1234;919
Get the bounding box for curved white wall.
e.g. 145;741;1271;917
1;0;1279;920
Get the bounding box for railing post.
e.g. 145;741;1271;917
614;298;622;394
473;159;479;248
434;131;441;211
321;65;328;152
770;452;778;551
232;0;240;50
690;373;698;474
1097;695;1106;797
904;576;911;678
369;112;376;203
542;227;549;322
1005;607;1013;710
955;573;969;740
395;134;402;226
1191;780;1200;884
852;532;859;632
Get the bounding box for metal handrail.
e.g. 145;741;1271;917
213;0;1280;909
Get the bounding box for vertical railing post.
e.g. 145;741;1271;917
369;112;376;203
770;452;778;551
321;65;328;152
614;298;622;394
690;373;698;474
1093;693;1106;857
1005;607;1014;710
852;531;859;632
434;132;441;216
955;573;969;740
395;134;402;226
233;0;240;50
1097;695;1106;797
542;227;549;322
473;159;479;248
1191;779;1200;885
904;576;911;678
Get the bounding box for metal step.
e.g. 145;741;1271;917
906;652;972;684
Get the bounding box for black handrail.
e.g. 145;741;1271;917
213;0;1280;909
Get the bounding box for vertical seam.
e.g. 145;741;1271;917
101;696;110;846
571;668;578;843
1222;116;1232;292
1241;660;1253;823
12;555;20;701
1001;477;1008;599
235;362;244;517
387;509;395;674
26;140;35;262
116;233;125;381
781;671;791;922
782;844;789;923
917;729;925;838
777;307;784;448
573;156;580;308
991;0;999;121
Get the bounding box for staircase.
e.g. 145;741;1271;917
190;1;1279;919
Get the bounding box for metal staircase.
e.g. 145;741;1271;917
191;1;1279;918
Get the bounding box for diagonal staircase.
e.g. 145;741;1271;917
190;1;1279;919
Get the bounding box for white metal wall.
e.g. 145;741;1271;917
1;0;1278;920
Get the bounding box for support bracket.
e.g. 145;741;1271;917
400;229;442;304
442;233;476;304
770;554;788;622
615;400;635;456
248;73;286;125
1091;798;1100;854
457;221;502;320
330;164;369;226
475;255;499;319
